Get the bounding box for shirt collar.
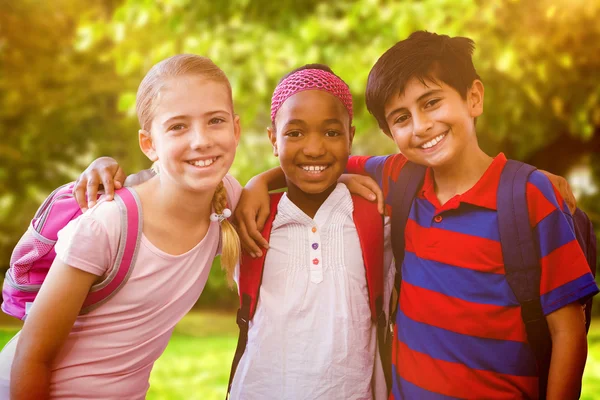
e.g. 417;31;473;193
274;183;353;229
419;153;507;211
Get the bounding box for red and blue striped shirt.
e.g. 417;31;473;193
347;153;598;399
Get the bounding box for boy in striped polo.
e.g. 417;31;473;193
344;31;599;399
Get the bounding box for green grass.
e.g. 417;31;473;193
1;313;600;399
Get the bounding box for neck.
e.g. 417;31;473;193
139;176;214;224
432;145;493;205
286;181;337;219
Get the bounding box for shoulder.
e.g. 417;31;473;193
348;154;408;178
525;170;569;228
55;199;122;276
222;174;242;211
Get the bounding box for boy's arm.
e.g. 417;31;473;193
545;302;588;400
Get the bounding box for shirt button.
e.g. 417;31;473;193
312;243;319;250
312;258;319;265
312;226;317;233
434;215;443;223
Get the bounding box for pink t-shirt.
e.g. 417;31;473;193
0;175;241;399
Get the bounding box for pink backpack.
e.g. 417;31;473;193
2;182;142;320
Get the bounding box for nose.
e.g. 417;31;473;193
412;111;433;137
190;126;213;150
303;134;326;158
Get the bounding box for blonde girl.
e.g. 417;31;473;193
0;54;241;399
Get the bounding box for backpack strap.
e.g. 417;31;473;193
351;194;384;322
227;192;284;398
351;194;389;389
390;161;427;296
80;187;142;314
497;159;551;399
572;208;597;332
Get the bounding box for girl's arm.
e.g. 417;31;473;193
11;260;98;400
234;167;383;257
545;301;588;400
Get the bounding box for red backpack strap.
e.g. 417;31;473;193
80;187;143;314
351;194;390;391
351;195;384;321
227;191;283;398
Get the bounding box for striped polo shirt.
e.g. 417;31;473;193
346;153;599;399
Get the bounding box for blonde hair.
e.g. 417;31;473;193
212;181;241;287
136;54;240;286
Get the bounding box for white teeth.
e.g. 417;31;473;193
301;165;327;174
188;157;217;167
421;133;446;149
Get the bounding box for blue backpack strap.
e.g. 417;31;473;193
573;208;597;333
497;159;551;399
390;161;427;294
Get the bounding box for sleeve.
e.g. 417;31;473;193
346;154;410;214
222;173;243;211
526;171;599;316
54;201;121;277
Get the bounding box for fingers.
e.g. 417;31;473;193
114;167;126;190
86;172;101;210
236;215;263;258
73;177;88;212
256;205;270;236
248;208;269;250
100;169;115;200
563;180;577;214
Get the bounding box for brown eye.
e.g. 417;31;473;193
169;124;186;131
208;117;225;125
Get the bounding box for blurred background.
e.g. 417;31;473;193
1;0;599;399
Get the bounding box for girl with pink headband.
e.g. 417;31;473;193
226;64;394;399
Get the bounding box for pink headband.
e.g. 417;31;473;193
270;69;353;123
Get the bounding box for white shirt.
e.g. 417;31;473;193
230;183;394;400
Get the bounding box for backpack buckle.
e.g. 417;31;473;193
236;308;249;328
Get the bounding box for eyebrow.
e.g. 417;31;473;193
385;89;444;121
161;110;230;127
322;118;345;126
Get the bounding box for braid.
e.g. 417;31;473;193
212;181;240;287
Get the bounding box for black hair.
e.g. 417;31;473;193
365;31;481;136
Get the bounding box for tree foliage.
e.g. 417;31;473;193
1;0;599;309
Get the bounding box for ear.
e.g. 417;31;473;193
348;125;356;153
233;114;241;145
139;129;158;162
267;126;278;157
468;80;484;118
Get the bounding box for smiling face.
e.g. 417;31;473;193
384;76;484;170
269;89;354;201
140;75;240;193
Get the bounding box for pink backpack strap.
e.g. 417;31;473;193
80;187;142;313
